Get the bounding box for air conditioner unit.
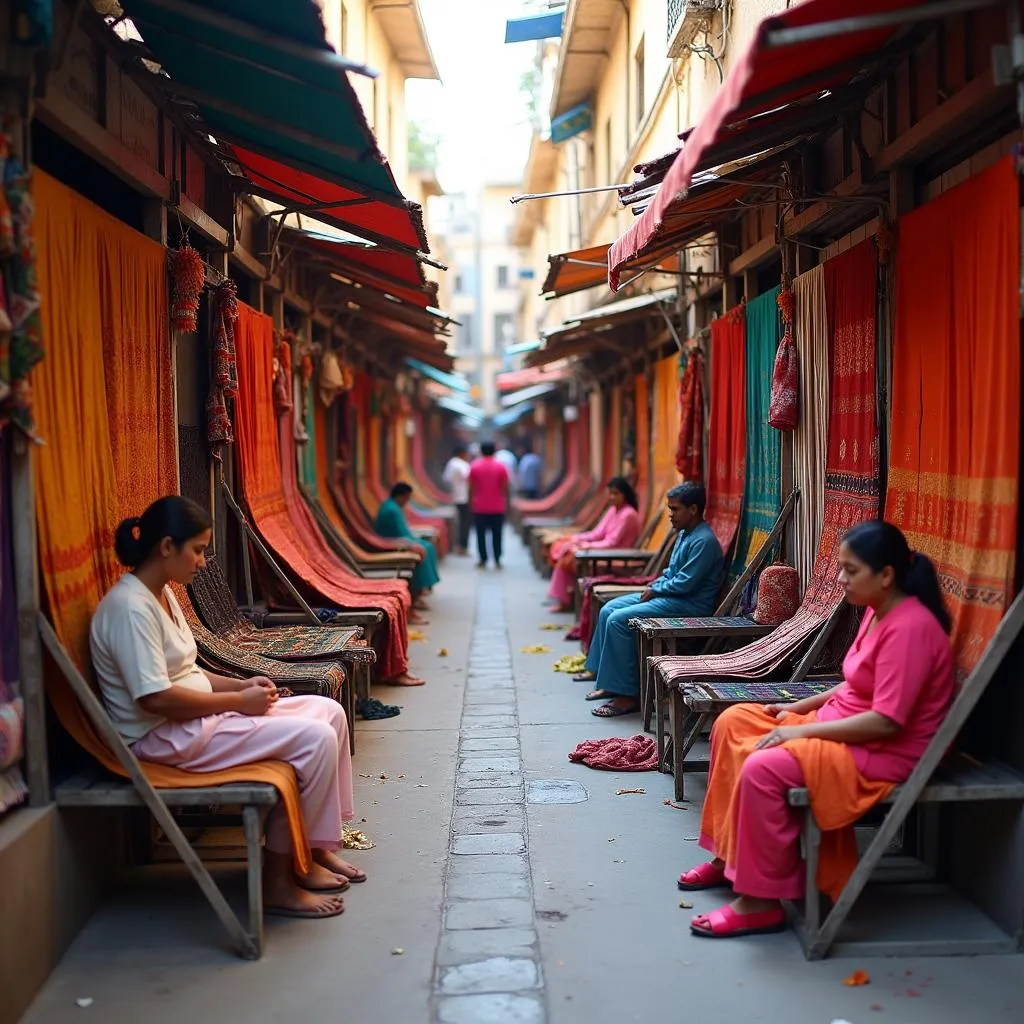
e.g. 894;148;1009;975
666;0;723;59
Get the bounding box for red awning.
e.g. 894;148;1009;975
495;363;569;392
608;0;966;289
232;145;430;256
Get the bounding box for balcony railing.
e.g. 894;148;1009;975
667;0;687;43
667;0;723;57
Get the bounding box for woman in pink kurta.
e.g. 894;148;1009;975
90;496;364;922
677;521;955;939
546;477;642;610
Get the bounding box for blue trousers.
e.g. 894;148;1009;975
584;593;698;698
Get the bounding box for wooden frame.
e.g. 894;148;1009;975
786;590;1024;959
38;615;273;960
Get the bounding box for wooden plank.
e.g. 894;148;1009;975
243;805;265;958
230;242;268;282
730;235;777;278
806;588;1024;959
38;615;261;959
56;779;279;808
177;193;229;248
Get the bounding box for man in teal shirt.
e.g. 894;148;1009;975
579;482;724;717
374;482;441;604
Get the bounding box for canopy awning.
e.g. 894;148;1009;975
435;396;485;424
286;226;439;309
503;339;542;356
542;243;679;299
501;383;559;408
405;357;470;394
528;290;677;367
608;0;982;288
122;0;431;257
496;362;569;392
492;403;536;429
505;10;565;44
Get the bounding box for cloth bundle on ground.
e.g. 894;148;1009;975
568;735;659;772
233;302;412;682
31;171;311;872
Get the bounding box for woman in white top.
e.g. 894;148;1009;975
90;496;363;920
442;444;472;555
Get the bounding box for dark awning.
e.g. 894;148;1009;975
608;0;998;288
120;0;431;256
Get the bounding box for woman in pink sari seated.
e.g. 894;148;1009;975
546;477;642;612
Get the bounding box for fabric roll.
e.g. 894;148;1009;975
733;288;783;573
887;156;1020;675
792;266;830;589
705;312;746;556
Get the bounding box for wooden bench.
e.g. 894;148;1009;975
781;589;1024;959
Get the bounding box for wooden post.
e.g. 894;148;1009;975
11;432;49;805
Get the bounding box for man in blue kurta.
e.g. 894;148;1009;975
580;482;724;717
374;482;441;603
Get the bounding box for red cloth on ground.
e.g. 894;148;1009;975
569;735;659;772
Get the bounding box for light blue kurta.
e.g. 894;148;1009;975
585;520;724;698
373;498;441;593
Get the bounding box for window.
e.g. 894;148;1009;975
454;274;464;293
494;313;515;349
603;117;612;187
634;36;645;128
497;265;510;289
459;314;474;352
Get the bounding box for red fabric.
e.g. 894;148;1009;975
705;313;745;554
752;564;800;625
569;735;659;772
675;348;705;479
572;575;655;652
768;328;799;430
231;145;427;253
608;0;934;289
496;364;569;392
304;237;436;309
233;301;411;679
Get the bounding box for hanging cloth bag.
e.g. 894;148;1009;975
768;326;799;431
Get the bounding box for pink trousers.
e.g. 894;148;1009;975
700;746;807;901
133;695;354;856
546;563;575;605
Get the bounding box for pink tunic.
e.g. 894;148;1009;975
546;505;642;604
818;597;955;781
469;457;510;515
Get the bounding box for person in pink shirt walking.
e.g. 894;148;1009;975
468;441;510;569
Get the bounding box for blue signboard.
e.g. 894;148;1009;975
551;101;592;144
504;10;566;44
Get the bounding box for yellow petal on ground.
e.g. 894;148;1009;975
437;647;449;656
520;644;552;654
539;623;564;631
408;630;428;642
553;654;588;674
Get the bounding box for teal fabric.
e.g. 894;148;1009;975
374;498;441;593
301;385;318;493
733;288;783;576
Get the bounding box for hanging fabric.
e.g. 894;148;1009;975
675;345;705;480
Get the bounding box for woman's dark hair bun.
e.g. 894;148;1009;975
113;497;212;570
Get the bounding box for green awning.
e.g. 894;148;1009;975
405;358;470;394
121;0;430;254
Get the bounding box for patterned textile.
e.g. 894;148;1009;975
733;289;782;575
752;564;801;625
694;680;834;703
172;585;346;701
887;158;1020;676
792;266;830;590
206;280;238;452
675;346;705;480
31;173;312;872
634;616;756;632
233;302;411;680
568;735;658;772
656;252;879;684
188;554;369;662
767;321;799;430
706;311;746;555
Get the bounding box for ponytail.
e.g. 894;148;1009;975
114;496;212;570
843;520;952;633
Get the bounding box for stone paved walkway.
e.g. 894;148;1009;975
20;532;1024;1024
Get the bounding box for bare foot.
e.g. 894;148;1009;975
731;894;781;915
315;848;368;882
409;612;430;625
386;671;426;686
265;876;345;918
552;603;574;614
296;860;348;892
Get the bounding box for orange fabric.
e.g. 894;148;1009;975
633;373;650;509
887;157;1020;676
232;302;411;679
649;356;682;549
701;704;892;901
31;171;311;874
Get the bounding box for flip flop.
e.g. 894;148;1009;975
690;904;787;939
678;861;730;891
591;702;639;718
585;689;614;701
266;901;345;920
338;866;367;883
298;877;349;894
572;672;596;682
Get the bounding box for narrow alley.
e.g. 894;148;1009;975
21;541;1024;1024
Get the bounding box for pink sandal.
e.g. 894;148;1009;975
690;903;787;939
677;861;730;891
